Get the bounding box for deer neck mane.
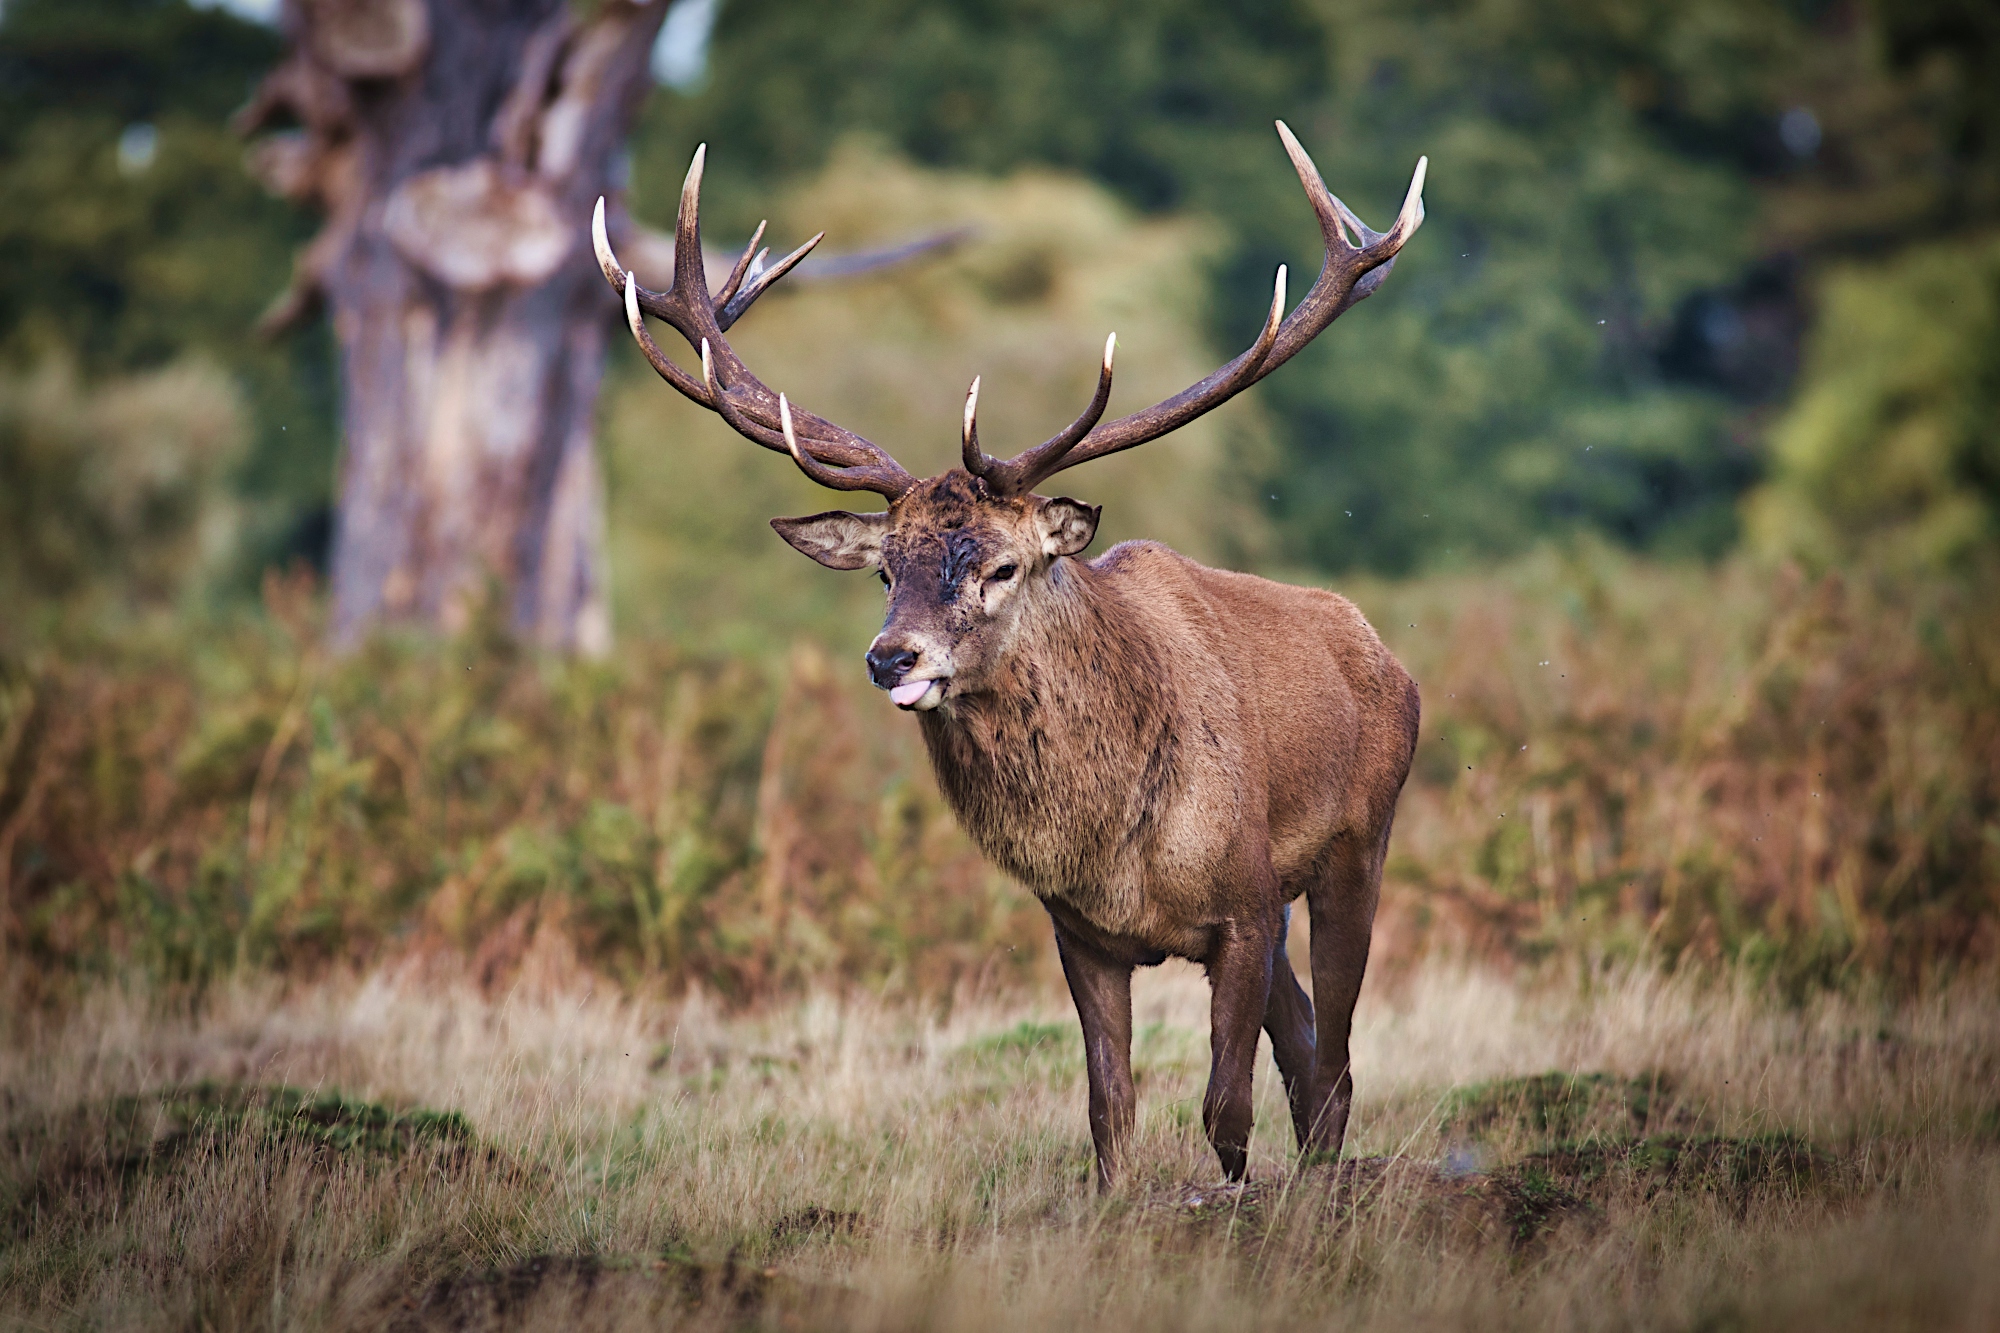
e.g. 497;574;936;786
915;557;1180;895
944;556;1159;731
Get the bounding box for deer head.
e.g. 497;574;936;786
593;126;1426;709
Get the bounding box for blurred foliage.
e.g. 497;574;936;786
0;571;1047;1000
655;0;1790;572
1749;235;2000;569
607;142;1275;654
3;554;1994;998
1;1;1996;1001
0;357;247;626
0;0;337;587
0;0;274;127
1732;0;2000;570
1872;0;2000;228
1361;546;2000;993
2;0;1994;591
642;0;1331;219
1756;2;1999;256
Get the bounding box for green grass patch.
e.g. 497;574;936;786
954;1020;1079;1064
95;1081;474;1160
1440;1070;1687;1144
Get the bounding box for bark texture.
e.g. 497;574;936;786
242;0;670;652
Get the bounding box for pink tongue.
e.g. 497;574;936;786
889;680;932;707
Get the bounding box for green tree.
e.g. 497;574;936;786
656;0;1792;573
1873;0;2000;228
1748;236;2000;568
0;0;336;580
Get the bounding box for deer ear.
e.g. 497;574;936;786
1035;496;1101;557
770;510;890;570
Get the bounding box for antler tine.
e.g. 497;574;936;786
591;195;626;291
1276;120;1356;255
961;377;987;476
713;219;767;310
598;191;721;406
1277;123;1428;319
1393;156;1428;242
604;202;710;405
983;332;1119;497
596;147;917;499
986;124;1424;486
672;142;711;307
718;230;823;330
694;341;914;499
601;151;825;434
777;393;908;494
973;268;1283;491
1345;155;1427;302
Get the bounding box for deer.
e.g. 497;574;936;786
591;122;1426;1188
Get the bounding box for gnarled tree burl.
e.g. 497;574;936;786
240;0;954;651
240;0;683;652
597;125;1427;1187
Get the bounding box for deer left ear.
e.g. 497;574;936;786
1035;496;1101;557
771;510;891;570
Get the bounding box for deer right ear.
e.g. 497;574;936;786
770;511;891;570
1034;496;1101;557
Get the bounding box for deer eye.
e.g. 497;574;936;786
877;570;891;588
990;564;1018;582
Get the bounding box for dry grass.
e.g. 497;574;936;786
1355;549;2000;987
5;956;1998;1331
4;548;1995;1326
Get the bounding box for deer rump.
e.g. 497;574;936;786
593;123;1427;1187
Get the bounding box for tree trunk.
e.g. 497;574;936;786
241;0;669;653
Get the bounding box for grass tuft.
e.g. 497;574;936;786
4;960;1993;1330
1441;1070;1689;1144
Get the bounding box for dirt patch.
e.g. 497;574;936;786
389;1253;838;1332
1232;1133;1838;1250
769;1206;866;1243
1439;1070;1694;1144
1514;1132;1835;1205
1311;1153;1591;1246
2;1082;500;1237
1460;1132;1837;1243
392;1256;614;1333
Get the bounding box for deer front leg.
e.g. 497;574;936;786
1054;922;1136;1191
1203;914;1278;1181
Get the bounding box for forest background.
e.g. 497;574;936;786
0;0;1996;1001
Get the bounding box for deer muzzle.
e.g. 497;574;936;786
866;639;949;710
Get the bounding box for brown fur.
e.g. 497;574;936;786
775;471;1419;1186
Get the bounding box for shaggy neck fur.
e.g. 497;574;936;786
917;552;1182;907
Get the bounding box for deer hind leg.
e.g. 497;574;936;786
1202;910;1279;1182
1053;922;1136;1191
1302;824;1391;1160
1263;903;1318;1150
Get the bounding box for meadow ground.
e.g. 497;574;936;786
5;952;1998;1332
2;551;1996;1329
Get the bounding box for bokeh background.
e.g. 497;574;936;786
1;0;1995;1001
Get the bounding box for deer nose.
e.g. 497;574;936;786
866;645;918;689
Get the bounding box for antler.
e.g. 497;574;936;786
593;146;916;499
963;121;1426;498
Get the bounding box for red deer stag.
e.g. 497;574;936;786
593;124;1425;1187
